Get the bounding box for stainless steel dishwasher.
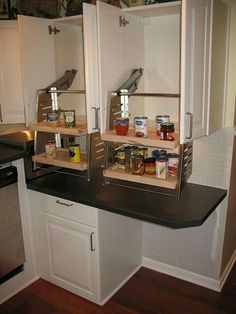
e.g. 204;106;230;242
0;164;25;284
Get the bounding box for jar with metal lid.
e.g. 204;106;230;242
144;157;156;175
132;155;144;175
160;122;175;141
155;115;170;135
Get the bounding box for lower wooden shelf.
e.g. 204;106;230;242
32;148;87;171
103;165;178;189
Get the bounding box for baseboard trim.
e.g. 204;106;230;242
142;257;221;291
219;248;236;291
100;264;142;306
0;275;40;305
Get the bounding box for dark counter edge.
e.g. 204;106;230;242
0;144;26;164
27;178;227;229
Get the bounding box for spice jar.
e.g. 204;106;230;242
160;122;175;141
144;157;156;175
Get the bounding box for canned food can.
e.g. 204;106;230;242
69;144;81;162
155;115;170;135
132;155;144;175
168;153;179;176
64;110;76;128
156;157;168;179
47;110;60;127
45;141;57;159
134;117;148;138
116;148;125;169
137;147;148;158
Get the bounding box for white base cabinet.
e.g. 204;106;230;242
29;191;142;304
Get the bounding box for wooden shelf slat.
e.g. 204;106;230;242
104;166;178;189
101;129;179;149
29;121;87;136
32;148;87;171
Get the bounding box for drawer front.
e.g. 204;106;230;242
39;194;98;228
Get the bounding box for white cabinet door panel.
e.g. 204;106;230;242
97;1;144;132
0;21;25;124
180;0;210;143
40;212;99;302
18;15;56;125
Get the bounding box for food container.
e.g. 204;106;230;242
132;155;144;175
160;122;175;141
152;149;167;159
114;117;129;135
137;147;148;158
156;155;168;179
64;110;76;128
45;140;57;159
47;110;60;127
155;115;170;135
69;144;81;162
168;153;179;176
116;148;125;169
134;117;148;138
144;157;156;175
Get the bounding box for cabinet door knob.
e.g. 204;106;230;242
90;232;95;251
56;200;73;207
185;112;193;140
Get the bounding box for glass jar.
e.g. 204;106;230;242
160;122;175;141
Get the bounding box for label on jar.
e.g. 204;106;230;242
134;117;148;138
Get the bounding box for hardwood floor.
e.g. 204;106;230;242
1;263;236;314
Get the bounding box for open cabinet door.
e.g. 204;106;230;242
180;0;211;143
18;15;56;126
96;1;144;133
83;3;100;133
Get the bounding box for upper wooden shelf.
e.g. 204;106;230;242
101;128;179;149
29;121;87;136
123;1;181;18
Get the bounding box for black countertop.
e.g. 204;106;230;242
0;131;227;229
0;144;26;164
27;172;227;229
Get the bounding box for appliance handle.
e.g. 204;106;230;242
185;112;193;140
56;200;73;207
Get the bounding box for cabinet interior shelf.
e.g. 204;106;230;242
123;1;181;18
104;165;178;189
32;148;87;171
29;121;87;136
101;129;179;149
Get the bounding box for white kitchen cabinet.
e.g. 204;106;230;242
29;191;142;304
97;1;210;142
0;21;25;124
18;3;99;131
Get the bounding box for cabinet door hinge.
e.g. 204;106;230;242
119;16;129;27
48;25;60;35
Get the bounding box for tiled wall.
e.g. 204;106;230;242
143;128;234;279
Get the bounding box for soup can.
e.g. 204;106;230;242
156;155;168;179
134;117;148;138
47;110;60;127
69;144;81;163
155;115;170;135
132;155;144;175
116;148;125;169
168;153;179;176
45;140;57;159
64;110;76;128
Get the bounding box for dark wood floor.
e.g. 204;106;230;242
1;263;236;314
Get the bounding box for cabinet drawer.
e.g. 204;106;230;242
39;194;98;227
